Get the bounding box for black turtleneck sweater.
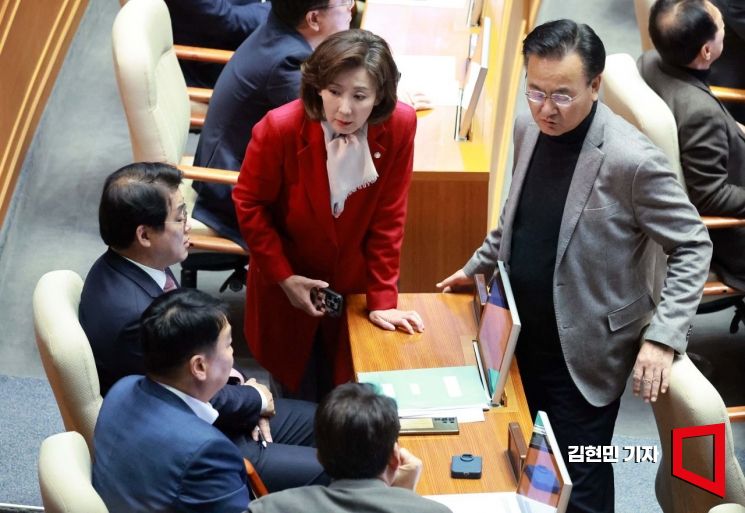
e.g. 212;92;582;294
509;101;598;357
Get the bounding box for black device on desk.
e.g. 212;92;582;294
399;417;459;435
451;453;482;479
311;287;343;317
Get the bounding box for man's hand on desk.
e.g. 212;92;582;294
632;340;674;404
391;447;423;490
436;268;472;292
369;309;424;334
399;88;433;111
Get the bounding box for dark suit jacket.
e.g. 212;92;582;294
232;100;417;391
710;0;745;122
79;249;262;433
93;375;250;513
639;50;745;290
192;10;312;244
248;478;451;513
166;0;271;88
463;103;711;406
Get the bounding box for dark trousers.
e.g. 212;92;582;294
232;398;329;492
518;350;622;513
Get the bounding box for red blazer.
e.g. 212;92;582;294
233;99;417;390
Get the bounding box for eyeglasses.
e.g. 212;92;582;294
525;88;584;107
165;208;189;229
316;0;353;9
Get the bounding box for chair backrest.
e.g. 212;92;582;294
634;0;655;52
33;270;102;454
39;431;109;513
112;0;190;164
652;354;745;512
602;53;685;187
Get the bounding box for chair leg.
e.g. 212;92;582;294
729;299;745;334
181;268;197;289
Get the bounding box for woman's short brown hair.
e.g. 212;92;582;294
301;29;400;125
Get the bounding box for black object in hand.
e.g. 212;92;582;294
310;287;344;317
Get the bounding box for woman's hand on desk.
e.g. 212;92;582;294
279;275;328;317
369;309;424;334
436;268;472;292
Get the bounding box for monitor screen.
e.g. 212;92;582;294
476;261;520;404
517;411;573;513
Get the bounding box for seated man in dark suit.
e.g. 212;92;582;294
165;0;271;88
248;383;452;513
710;0;745;122
94;288;250;513
79;162;328;491
191;0;352;244
640;0;745;291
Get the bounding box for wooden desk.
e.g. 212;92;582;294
346;293;533;494
362;1;490;293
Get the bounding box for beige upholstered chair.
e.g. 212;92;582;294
652;355;745;512
33;270;102;454
710;505;745;513
39;431;108;513
112;0;247;287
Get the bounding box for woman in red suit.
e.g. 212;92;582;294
233;29;424;398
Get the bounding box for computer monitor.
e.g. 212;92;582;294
457;16;490;140
474;260;521;405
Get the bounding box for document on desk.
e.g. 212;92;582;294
358;365;490;421
396;55;461;106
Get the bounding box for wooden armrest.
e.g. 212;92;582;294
174;44;233;64
187;86;212;104
701;215;745;229
703;280;741;296
728;406;745;422
710;85;745;103
178;165;238;185
243;458;269;498
189;234;247;255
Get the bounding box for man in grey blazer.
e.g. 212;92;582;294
247;383;452;513
439;19;711;513
640;0;745;291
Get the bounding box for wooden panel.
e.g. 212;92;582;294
399;172;488;292
347;293;533;495
0;0;87;228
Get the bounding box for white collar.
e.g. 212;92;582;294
121;255;167;289
155;381;219;425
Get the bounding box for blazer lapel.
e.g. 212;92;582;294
104;249;164;298
499;120;539;264
297;117;337;245
555;106;606;267
367;121;387;174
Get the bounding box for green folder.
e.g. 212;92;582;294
358;365;490;412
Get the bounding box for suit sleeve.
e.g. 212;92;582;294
632;152;712;352
168;0;268;48
176;437;250;513
678;105;745;216
210;384;262;434
233;113;295;283
364;106;416;310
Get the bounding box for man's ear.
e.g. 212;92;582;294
701;41;714;62
590;74;602;101
135;224;152;248
388;442;401;473
305;9;321;32
189;354;208;382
